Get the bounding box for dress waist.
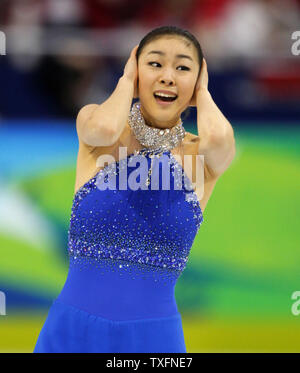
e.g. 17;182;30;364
56;256;179;321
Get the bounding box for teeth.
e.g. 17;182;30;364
154;92;177;98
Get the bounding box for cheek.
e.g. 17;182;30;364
138;76;154;96
179;81;195;99
138;81;150;98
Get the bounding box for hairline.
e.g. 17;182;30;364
139;34;199;66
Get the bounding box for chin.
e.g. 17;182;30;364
140;97;181;125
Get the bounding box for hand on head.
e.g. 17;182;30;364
123;44;139;98
189;58;208;107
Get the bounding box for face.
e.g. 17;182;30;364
137;35;199;129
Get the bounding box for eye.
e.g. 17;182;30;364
149;62;161;67
148;62;190;71
177;66;190;71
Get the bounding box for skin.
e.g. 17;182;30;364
135;35;201;129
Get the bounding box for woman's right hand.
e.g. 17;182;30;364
123;44;139;98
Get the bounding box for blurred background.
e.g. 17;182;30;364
0;0;299;353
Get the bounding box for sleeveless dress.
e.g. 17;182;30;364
33;147;204;353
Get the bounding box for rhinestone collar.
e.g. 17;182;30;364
128;101;186;152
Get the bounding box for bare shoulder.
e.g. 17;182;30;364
189;131;200;142
184;130;199;143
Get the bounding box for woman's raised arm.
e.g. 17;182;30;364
76;45;139;147
190;58;236;177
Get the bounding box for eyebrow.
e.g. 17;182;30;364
147;50;193;62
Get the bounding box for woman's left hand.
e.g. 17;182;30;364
189;58;209;107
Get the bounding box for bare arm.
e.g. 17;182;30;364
190;58;236;177
196;87;236;177
76;45;139;147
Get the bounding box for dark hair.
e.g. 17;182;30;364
136;25;204;78
136;26;203;120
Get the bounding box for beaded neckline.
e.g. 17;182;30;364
128;101;186;151
73;147;203;218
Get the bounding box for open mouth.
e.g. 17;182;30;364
153;93;178;103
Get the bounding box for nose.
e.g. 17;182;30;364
159;69;175;86
160;78;174;86
160;78;174;85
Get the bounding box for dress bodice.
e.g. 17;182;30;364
68;147;204;277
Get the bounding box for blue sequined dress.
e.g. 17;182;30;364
33;148;204;353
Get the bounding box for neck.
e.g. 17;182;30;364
144;117;166;130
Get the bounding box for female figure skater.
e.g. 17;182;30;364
34;26;235;353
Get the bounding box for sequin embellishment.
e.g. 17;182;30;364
68;148;204;282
